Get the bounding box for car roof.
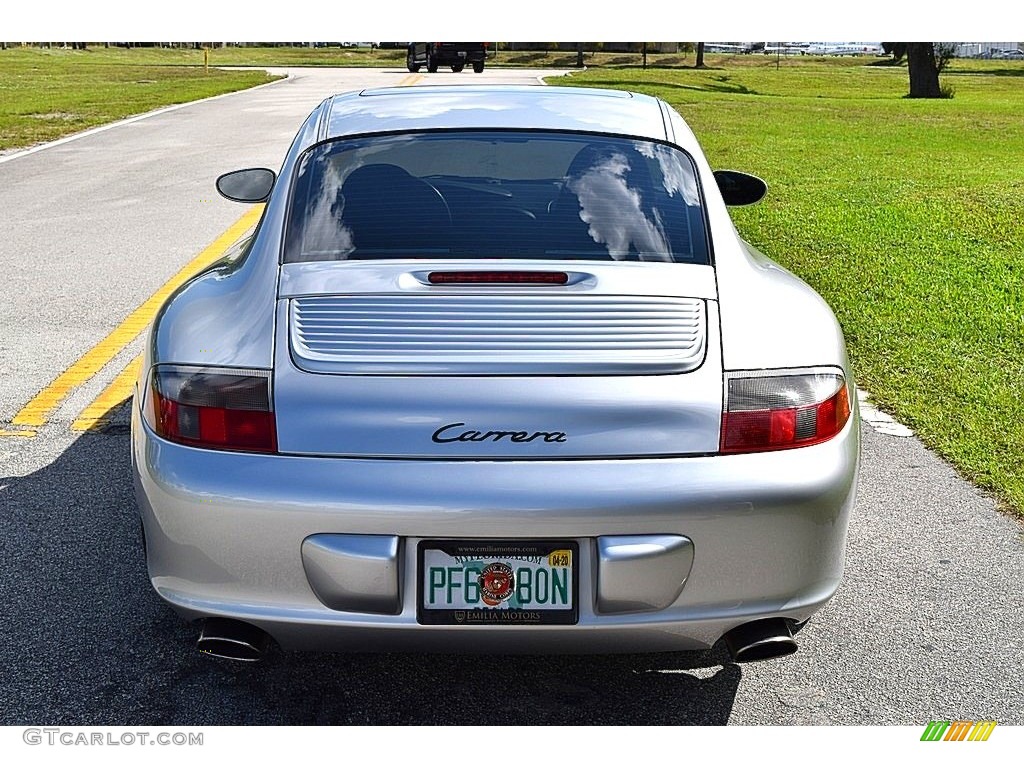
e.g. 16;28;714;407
322;86;672;142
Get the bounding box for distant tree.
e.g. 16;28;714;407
934;42;957;71
695;42;706;68
882;42;952;98
882;42;907;60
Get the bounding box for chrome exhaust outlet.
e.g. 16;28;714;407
197;618;271;662
723;618;798;663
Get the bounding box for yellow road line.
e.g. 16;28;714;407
71;354;142;432
12;205;263;428
398;74;424;86
0;428;36;438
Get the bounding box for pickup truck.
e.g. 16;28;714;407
407;42;488;73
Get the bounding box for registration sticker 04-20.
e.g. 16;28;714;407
417;540;579;626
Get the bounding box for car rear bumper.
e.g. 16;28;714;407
132;406;859;653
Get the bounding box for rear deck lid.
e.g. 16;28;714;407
273;261;723;458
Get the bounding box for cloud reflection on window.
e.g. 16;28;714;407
634;141;700;205
300;141;419;259
300;159;355;259
566;150;672;262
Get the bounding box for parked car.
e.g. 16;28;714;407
133;85;860;663
407;42;487;73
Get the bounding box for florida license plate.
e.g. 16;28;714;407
417;540;578;625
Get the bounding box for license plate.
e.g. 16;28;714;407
417;540;578;625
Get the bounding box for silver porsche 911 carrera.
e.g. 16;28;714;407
132;85;859;662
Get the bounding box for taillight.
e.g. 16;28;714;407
720;369;851;453
144;365;277;453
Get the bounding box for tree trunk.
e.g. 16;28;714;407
907;42;942;98
576;42;584;69
695;42;706;68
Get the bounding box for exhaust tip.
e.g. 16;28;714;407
723;618;798;663
197;618;271;662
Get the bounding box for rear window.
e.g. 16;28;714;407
284;131;709;264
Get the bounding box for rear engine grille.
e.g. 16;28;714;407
289;294;707;375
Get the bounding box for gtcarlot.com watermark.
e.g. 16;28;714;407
23;728;203;747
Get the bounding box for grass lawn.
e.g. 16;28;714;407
550;57;1024;515
0;47;278;151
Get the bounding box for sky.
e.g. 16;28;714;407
5;1;1018;43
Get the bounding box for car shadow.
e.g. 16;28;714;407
0;401;742;726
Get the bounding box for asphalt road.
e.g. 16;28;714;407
1;67;1022;726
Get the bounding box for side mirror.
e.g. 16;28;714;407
216;168;276;203
713;170;768;206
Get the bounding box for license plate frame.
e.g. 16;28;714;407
417;539;579;626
